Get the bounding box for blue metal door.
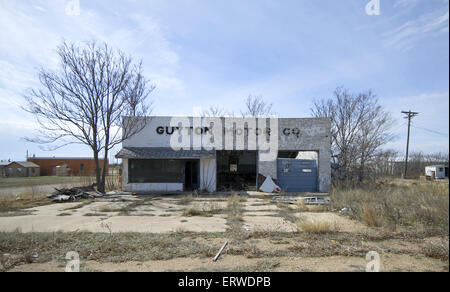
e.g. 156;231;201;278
277;159;318;192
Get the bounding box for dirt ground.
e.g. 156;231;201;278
0;195;362;233
10;254;445;272
1;193;448;272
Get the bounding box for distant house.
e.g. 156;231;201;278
0;161;10;177
4;161;40;177
425;165;449;179
27;157;108;176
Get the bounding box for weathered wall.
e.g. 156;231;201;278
27;158;108;176
276;118;331;192
4;162;40;177
121;116;331;192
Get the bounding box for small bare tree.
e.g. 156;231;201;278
312;86;394;181
202;105;233;117
23;41;154;193
241;95;274;117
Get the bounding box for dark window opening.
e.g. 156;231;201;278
278;151;299;158
184;160;199;191
217;151;257;191
129;159;182;183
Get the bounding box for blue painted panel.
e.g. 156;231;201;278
277;158;317;192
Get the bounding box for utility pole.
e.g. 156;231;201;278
401;110;419;179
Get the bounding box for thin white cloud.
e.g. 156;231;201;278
382;7;449;50
393;0;420;9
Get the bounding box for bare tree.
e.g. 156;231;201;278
373;149;400;176
311;86;394;181
202;105;233;117
241;95;274;117
23;41;154;193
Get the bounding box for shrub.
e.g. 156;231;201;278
296;217;339;234
361;204;382;227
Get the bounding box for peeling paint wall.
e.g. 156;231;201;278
275;118;331;192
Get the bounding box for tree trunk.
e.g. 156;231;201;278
99;149;109;193
93;150;102;192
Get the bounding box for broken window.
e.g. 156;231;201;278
216;151;257;191
129;159;182;183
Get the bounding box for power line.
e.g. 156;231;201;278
410;123;449;136
392;121;408;133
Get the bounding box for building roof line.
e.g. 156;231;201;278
28;157;105;160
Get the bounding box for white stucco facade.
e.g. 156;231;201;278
117;116;331;193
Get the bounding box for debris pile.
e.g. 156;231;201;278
47;185;103;202
270;196;330;205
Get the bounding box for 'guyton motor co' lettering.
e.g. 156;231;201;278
283;128;301;138
156;126;298;137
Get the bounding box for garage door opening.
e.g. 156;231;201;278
216;151;257;191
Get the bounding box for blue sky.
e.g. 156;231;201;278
0;0;448;161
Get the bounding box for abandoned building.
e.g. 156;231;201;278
116;116;331;193
4;161;40;177
27;157;108;176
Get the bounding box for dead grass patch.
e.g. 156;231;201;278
422;239;449;261
331;180;449;233
182;208;211;217
295;201;329;212
57;213;72;216
63;199;94;211
177;194;194;205
226;193;246;237
0;210;34;217
0;193;52;212
296;216;339;234
361;204;383;227
83;213;108;217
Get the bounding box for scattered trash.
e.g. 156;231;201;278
270;196;301;204
339;207;354;215
243;226;251;231
301;197;330;205
259;176;281;193
270;196;330;205
213;240;229;262
47;185;103;202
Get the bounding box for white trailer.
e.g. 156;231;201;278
425;165;449;179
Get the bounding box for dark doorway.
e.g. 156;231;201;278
216;151;257;191
185;160;199;191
